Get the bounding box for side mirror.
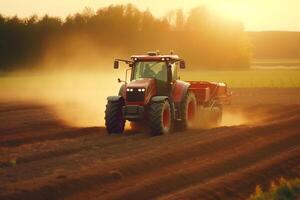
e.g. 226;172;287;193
114;60;119;69
179;60;186;69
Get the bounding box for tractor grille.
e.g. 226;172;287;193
126;89;144;102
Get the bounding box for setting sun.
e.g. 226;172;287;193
199;0;300;31
207;1;252;20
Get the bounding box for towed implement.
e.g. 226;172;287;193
105;52;231;135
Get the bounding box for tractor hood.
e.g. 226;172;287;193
127;78;155;89
126;78;156;104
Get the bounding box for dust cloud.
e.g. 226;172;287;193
192;106;257;130
221;110;250;126
0;30;136;127
0;69;129;127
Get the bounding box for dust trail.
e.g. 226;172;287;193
0;70;128;127
221;106;276;127
221;109;250;126
192;106;264;130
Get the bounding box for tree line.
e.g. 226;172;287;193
0;4;251;71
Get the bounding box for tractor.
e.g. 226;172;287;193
105;52;231;135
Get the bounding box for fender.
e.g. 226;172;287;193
107;96;124;102
118;84;126;97
151;96;169;102
172;80;190;104
151;96;176;120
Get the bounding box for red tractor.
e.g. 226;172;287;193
105;52;231;135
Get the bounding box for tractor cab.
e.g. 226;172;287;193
131;59;171;95
114;52;186;97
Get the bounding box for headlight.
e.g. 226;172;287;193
127;88;145;92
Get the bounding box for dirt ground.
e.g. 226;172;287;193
0;88;300;200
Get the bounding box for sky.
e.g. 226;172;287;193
0;0;299;31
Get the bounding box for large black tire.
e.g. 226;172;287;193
105;99;125;134
149;100;172;136
177;92;197;131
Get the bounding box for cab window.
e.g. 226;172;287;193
171;62;178;81
133;61;167;82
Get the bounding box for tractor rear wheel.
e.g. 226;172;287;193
149;100;172;136
177;92;197;131
105;99;125;134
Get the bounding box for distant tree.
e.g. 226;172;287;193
0;4;251;71
175;9;184;30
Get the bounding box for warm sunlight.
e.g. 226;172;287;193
201;0;300;31
207;1;252;20
1;0;300;200
0;0;300;31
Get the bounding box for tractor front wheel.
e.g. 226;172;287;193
149;100;172;136
105;98;125;134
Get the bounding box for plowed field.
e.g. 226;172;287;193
0;88;300;200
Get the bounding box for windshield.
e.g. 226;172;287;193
132;61;167;82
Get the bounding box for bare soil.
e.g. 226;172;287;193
0;88;300;200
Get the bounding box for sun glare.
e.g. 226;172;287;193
206;1;252;22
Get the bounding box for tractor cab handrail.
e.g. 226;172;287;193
115;59;133;65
